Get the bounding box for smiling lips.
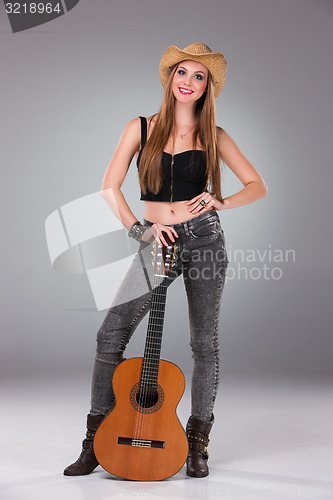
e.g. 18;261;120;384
179;87;194;95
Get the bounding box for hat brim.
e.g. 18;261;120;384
159;45;227;98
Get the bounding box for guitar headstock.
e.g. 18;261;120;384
151;231;177;277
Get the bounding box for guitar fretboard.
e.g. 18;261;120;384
140;277;168;389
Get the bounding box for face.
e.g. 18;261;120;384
172;59;209;103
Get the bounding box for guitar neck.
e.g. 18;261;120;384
141;277;168;388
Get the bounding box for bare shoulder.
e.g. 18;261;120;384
124;116;141;136
128;114;159;148
120;116;142;155
216;125;228;148
216;125;242;158
215;125;268;190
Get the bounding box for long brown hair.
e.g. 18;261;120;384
139;62;226;203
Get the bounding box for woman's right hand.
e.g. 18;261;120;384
141;223;179;247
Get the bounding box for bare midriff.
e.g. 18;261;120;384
143;200;204;226
136;115;207;226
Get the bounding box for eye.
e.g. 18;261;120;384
195;74;203;80
177;70;185;75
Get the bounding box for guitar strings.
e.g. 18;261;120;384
134;240;174;444
134;244;160;442
134;271;161;442
143;280;167;441
135;272;165;442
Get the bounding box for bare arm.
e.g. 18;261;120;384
217;127;268;209
101;117;179;246
100;118;141;229
186;127;268;213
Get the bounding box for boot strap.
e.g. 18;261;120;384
187;433;209;459
82;439;94;451
187;433;209;447
188;442;209;460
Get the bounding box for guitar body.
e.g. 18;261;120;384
94;357;188;481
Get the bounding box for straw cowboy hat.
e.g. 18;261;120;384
159;42;227;98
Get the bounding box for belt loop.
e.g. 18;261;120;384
183;220;190;236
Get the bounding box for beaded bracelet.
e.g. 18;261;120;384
128;221;146;242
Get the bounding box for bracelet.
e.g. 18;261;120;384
128;221;146;242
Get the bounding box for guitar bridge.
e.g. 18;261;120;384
118;437;165;449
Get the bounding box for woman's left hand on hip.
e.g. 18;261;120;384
185;192;225;213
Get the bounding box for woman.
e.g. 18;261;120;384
64;42;268;479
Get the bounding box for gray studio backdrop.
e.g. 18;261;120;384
1;0;332;384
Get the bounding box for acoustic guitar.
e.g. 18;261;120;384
94;233;188;481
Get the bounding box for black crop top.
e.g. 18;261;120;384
136;116;208;202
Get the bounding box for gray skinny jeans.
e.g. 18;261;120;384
90;209;229;423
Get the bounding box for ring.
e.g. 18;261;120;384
200;200;206;207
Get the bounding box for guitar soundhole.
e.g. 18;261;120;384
130;383;164;414
136;385;159;408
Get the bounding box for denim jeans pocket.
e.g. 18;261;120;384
189;218;220;240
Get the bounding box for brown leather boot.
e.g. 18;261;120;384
63;413;105;476
186;414;214;478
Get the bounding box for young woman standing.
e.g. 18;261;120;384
64;42;268;479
